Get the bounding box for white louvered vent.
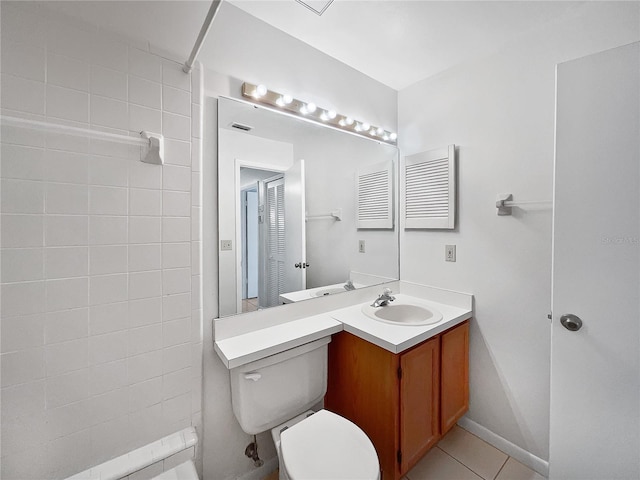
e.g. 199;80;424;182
403;145;456;229
357;161;394;229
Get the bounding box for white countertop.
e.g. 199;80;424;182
214;314;342;369
214;289;472;369
330;294;472;354
279;282;362;304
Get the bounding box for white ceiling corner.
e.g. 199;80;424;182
34;0;582;91
295;0;335;16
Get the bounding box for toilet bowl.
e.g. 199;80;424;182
229;337;380;479
271;410;380;480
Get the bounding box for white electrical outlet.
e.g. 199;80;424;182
359;240;366;253
445;245;456;262
221;240;233;251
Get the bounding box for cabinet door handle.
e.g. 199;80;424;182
244;373;262;382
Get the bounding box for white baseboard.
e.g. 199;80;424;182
457;417;549;478
235;457;278;480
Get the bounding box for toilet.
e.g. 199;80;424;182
229;337;380;480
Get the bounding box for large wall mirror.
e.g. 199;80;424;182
218;96;399;317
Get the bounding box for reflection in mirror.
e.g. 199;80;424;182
218;96;399;317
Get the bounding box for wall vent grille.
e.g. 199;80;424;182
403;145;456;229
357;161;394;229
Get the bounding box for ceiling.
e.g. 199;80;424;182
34;0;582;91
227;1;581;90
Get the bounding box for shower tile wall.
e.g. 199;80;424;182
0;3;204;479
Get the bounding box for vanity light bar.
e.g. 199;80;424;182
241;82;397;145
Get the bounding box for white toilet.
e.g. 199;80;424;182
230;337;380;480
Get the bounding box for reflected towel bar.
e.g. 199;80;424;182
306;209;342;221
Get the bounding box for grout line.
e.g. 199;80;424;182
493;456;509;480
435;446;485;479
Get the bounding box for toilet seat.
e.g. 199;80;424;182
280;410;379;480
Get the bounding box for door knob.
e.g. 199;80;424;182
560;314;583;332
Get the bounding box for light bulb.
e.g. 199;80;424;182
276;96;286;107
339;119;346;127
390;132;397;140
369;128;377;135
327;110;337;119
306;102;317;113
354;123;362;132
362;122;370;131
376;127;384;135
283;94;293;104
345;117;354;126
383;134;390;141
255;84;267;97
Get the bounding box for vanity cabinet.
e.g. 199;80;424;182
325;320;469;480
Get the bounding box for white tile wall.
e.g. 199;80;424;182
0;4;203;479
129;76;162;110
45;308;89;344
1;73;46;114
1;144;46;180
91;65;128;101
47;53;90;92
1;41;46;81
46;84;90;123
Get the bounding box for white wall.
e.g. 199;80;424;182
398;1;639;465
0;3;203;479
201;4;399;480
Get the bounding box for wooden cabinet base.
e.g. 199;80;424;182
326;321;469;480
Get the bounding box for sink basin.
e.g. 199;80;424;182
314;287;347;297
361;302;443;326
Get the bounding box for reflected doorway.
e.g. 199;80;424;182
239;166;283;313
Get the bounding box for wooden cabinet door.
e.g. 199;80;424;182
440;321;469;434
326;332;400;480
399;337;440;475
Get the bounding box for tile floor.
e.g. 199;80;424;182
263;425;546;480
242;297;259;313
403;425;546;480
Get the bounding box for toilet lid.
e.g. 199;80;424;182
280;410;379;480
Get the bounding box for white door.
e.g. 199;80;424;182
550;42;639;479
283;159;306;294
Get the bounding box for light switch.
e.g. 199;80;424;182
445;245;456;262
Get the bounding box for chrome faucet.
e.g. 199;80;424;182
344;280;356;291
371;288;395;308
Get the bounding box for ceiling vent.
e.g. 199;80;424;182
295;0;334;16
230;122;253;132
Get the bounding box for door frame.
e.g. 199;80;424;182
240;187;258;300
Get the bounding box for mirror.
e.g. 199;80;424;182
218;96;399;317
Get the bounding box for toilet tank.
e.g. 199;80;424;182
230;337;330;434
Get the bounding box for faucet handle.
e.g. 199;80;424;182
383;288;393;295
